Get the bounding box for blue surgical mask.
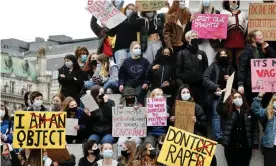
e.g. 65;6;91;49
43;155;48;162
181;93;190;101
102;149;113;158
273;101;276;109
230;4;239;10
81;54;87;63
233;98;243;107
65;61;73;68
132;48;141;57
33;100;43;108
202;0;210;7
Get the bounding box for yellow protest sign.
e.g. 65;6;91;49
136;1;166;11
158;126;217;166
13;111;66;149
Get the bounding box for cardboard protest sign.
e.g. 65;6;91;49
224;72;235;102
251;59;276;92
248;3;276;41
158;126;217;166
147;97;167;126
136;1;166;11
13;111;66;149
65;118;78;136
80;94;99;111
112;107;147;137
192;14;228;39
174;101;195;133
86;0;127;29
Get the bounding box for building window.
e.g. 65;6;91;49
27;84;32;91
10;81;15;93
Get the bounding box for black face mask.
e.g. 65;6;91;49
90;148;100;156
121;150;129;157
90;60;97;66
68;107;77;112
149;149;156;159
126;97;135;106
219;56;228;66
191;38;198;47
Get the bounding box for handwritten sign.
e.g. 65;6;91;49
248;3;276;41
192;14;228;39
86;0;127;29
13;111;66;149
112;107;147;137
251;59;276;92
174;101;195;133
147;98;167;126
136;1;166;11
224;72;235;102
157;126;217;166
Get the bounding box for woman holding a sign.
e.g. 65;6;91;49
217;91;259;166
251;93;276;166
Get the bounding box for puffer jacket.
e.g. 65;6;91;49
251;97;276;148
129;12;165;52
85;100;115;136
202;63;236;92
216;93;259;148
238;44;276;90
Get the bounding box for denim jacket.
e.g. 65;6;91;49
251;97;276;148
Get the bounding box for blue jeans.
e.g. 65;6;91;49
88;134;114;144
84;80;118;91
212;98;222;140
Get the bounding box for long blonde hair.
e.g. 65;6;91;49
97;54;109;78
150;88;163;98
267;95;276;120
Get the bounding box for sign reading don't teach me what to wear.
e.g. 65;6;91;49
13;111;66;149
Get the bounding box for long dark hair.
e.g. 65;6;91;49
222;0;240;10
1;105;10;120
83;140;97;157
175;84;194;101
63;54;81;71
214;49;232;65
24;91;32;107
227;90;250;113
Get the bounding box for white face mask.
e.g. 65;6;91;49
126;9;133;17
181;93;190;101
179;1;186;9
33;100;43;107
233;98;243;107
155;95;163;99
114;0;122;8
230;4;239;10
146;12;154;18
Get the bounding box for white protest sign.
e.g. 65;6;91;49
65;118;78;136
86;0;127;29
112;107;147;137
147;98;167;126
80;94;99;111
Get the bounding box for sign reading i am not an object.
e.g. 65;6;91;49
147;97;167;126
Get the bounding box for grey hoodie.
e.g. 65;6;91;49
93;61;119;83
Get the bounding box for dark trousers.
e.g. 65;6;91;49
263;147;276;166
224;146;252;166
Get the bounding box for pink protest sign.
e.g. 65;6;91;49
192;14;228;39
251;59;276;92
86;0;126;29
147;98;167;126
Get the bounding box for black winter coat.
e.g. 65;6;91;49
129;12;165;52
216;93;259;148
85;100;115;136
238;44;276;90
176;45;208;85
58;66;86;104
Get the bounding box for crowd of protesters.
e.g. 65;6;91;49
1;0;276;166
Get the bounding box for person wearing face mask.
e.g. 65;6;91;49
118;141;139;166
49;93;65;112
119;41;150;106
24;91;47;111
252;93;276;166
60;97;86;143
119;87;140;107
163;0;192;57
195;0;222;65
75;47;90;70
221;0;247;70
238;30;276;106
146;47;176;107
1;143;20;166
107;3;140;68
79;140;101;166
128;8;166;64
138;142;157;166
216;90;259;166
85;85;115;145
176;30;208;107
1;105;13;144
58;54;87;106
93;143;122;166
83;53;100;81
202;49;236;143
